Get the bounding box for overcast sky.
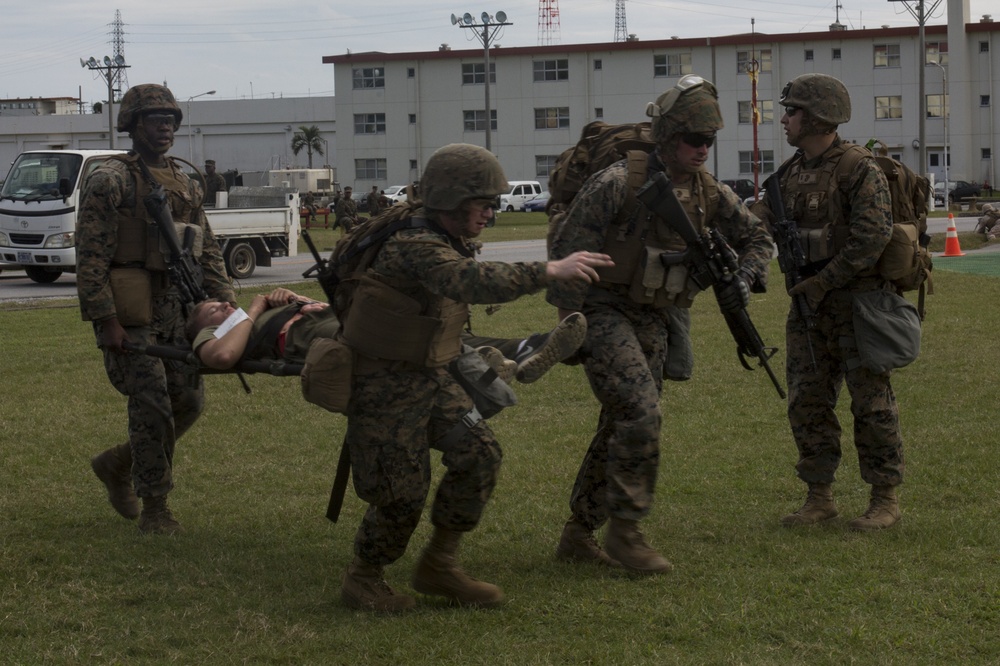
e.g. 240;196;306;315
0;0;988;106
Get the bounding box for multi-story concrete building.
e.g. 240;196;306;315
325;3;998;193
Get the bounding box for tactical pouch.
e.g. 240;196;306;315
664;305;693;381
850;290;921;374
340;275;444;366
628;247;667;305
300;337;354;414
109;267;153;327
876;223;920;281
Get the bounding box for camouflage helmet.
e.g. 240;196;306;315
646;74;723;142
116;84;183;132
420;144;509;211
780;73;851;125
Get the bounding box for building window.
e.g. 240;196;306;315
535;107;570;130
407;67;415;78
980;41;990;53
737;49;772;73
983;148;992;160
981;95;990;107
594;59;603;70
595;107;604;119
409;159;418;170
738;100;773;124
408;114;416;124
463;109;497;132
832;48;842;60
925;41;948;65
875;95;903;119
353;113;386;135
925;94;947;119
805;49;814;61
352;67;385;89
654;53;692;77
739;150;774;175
533;59;569;82
874;44;901;68
535;155;559;178
461;62;496;84
355;158;387;180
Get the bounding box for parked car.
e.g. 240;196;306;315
382;184;408;204
934;180;982;206
522;191;551;212
499;180;543;212
721;178;756;201
351;191;369;213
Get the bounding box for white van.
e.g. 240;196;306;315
499;181;543;212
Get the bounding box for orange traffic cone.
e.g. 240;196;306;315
942;213;965;257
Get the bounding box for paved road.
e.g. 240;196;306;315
2;216;992;303
0;240;548;303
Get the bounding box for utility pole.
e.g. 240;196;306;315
81;55;129;149
452;11;512;152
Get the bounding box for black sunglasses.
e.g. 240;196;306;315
783;106;802;116
681;133;716;149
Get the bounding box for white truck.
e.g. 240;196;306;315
0;149;299;282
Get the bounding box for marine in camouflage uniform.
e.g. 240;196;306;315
751;73;904;531
203;159;228;206
337;143;612;612
547;75;773;574
334;186;358;233
80;84;235;535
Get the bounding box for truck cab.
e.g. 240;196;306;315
0;149;124;283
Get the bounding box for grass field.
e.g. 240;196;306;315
1;245;999;664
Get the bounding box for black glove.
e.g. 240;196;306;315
716;274;750;313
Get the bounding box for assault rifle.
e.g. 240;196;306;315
764;172;816;368
134;156;208;307
636;172;786;399
300;228;337;303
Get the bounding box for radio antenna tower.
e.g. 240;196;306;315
109;10;129;101
614;0;628;42
537;0;561;45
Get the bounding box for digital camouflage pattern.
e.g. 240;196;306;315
547;157;773;528
780;73;851;125
785;291;904;487
648;77;723;143
759;136;904;490
77;155;233;498
346;217;549;566
203;170;228;205
116;83;183;132
419;144;509;211
334;195;358;231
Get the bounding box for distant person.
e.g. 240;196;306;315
366;185;382;217
334;186;358;234
203;159;229;206
302;191;318;224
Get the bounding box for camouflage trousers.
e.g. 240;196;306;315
347;365;502;567
569;303;668;530
95;295;204;498
786;288;905;487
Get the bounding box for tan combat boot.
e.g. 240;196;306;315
341;557;416;612
781;483;839;527
848;485;901;532
604;518;672;574
90;443;140;520
412;528;504;607
555;518;620;567
138;495;183;535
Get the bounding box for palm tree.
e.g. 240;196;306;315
291;125;324;168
